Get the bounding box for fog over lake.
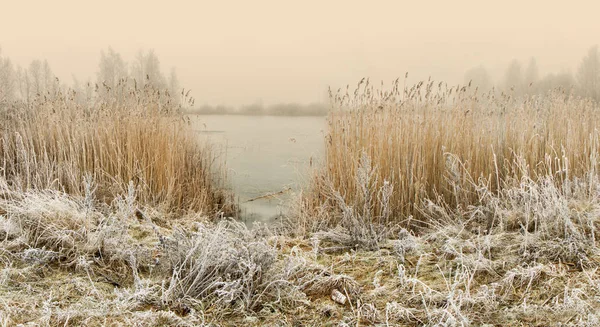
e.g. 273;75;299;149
191;115;325;222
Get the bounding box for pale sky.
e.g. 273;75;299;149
1;0;599;106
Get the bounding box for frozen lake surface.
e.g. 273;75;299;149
190;115;325;222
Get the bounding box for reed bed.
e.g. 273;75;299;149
2;78;600;325
0;81;233;216
306;78;600;226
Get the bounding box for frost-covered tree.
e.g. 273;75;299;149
0;48;16;102
16;59;57;102
28;60;43;97
131;49;167;89
97;48;127;88
524;57;539;92
42;60;57;96
537;72;575;93
145;49;166;88
577;45;600;101
503;59;524;95
15;66;32;103
96;47;128;100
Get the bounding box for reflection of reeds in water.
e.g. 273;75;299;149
306;78;600;225
0;80;234;216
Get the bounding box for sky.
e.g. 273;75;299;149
1;0;599;106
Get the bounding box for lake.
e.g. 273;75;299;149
190;115;326;222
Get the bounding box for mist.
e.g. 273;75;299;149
1;0;599;107
4;1;600;325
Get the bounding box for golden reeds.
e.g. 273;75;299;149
0;82;233;216
307;78;600;225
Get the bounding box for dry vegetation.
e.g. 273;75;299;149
304;78;600;226
2;78;600;326
0;82;233;216
2;167;600;326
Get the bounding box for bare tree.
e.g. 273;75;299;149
576;45;600;101
144;49;167;89
96;47;128;100
42;60;56;96
503;59;524;95
524;57;539;93
28;60;43;97
0;48;16;102
131;49;167;89
537;71;575;93
15;66;31;104
15;66;25;101
131;50;145;87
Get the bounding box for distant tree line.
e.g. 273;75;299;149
187;102;328;116
0;47;181;106
464;45;600;101
3;44;600;110
0;50;57;105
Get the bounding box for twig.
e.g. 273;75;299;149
243;188;292;203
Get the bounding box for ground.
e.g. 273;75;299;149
1;176;600;326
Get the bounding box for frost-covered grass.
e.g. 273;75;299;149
306;79;600;222
0;82;233;215
2;79;600;326
0;178;358;326
1;169;600;326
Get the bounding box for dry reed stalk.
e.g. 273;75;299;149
306;78;600;226
0;80;234;216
